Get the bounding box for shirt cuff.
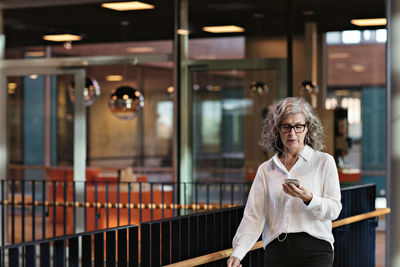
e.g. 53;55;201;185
306;194;321;210
231;245;248;261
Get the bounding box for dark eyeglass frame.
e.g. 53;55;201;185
279;124;307;133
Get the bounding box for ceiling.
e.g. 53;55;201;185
1;0;386;48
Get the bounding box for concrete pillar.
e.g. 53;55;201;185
304;22;318;108
73;69;87;181
174;0;192;210
0;9;6;180
305;22;318;86
73;69;87;232
388;0;400;265
0;7;7;245
44;47;52;170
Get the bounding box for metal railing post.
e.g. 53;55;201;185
32;180;35;241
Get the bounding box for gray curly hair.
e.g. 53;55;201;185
259;97;325;153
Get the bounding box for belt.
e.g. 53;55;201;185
277;232;310;241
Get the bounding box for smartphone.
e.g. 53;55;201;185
284;178;300;187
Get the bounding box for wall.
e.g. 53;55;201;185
328;44;385;86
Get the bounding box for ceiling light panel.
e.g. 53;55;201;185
203;25;244;33
126;46;155;53
351;18;387;27
43;34;82;42
106;75;124;81
329;52;350;59
25;51;46;57
102;1;155;11
177;29;190;35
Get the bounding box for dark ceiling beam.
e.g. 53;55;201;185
0;0;106;9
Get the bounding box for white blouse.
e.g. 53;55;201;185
231;145;342;260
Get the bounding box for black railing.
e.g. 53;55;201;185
140;184;378;267
0;184;376;267
0;180;251;245
333;184;376;267
0;225;138;267
141;206;247;267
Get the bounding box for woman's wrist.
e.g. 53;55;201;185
303;193;313;205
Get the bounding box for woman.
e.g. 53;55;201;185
227;97;342;267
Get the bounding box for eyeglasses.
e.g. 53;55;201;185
279;124;307;133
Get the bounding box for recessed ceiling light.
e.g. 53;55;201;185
106;75;124;82
351;18;387;27
177;29;190;35
8;82;17;90
25;51;46;57
102;1;154;11
329;52;349;59
43;34;82;42
335;90;349;96
126;46;155;53
335;63;346;69
203;25;244;33
8;83;17;94
351;64;365;72
7;83;17;95
167;86;174;94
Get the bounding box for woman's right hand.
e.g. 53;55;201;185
227;256;242;267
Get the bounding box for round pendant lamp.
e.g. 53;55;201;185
108;86;144;120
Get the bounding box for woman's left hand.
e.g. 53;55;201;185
282;183;313;204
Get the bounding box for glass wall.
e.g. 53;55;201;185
325;29;386;196
2;0;387;189
187;1;291;182
191;67;284;182
6;59;175;181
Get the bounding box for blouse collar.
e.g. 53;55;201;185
272;144;313;167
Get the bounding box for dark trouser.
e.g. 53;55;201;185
264;232;333;267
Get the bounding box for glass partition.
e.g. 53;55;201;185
6;59;174;183
325;29;386;196
190;59;286;182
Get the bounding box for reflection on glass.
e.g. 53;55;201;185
192;69;279;184
326;29;386;181
156;101;173;139
201;101;221;148
376;29;387;43
342;30;361;44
